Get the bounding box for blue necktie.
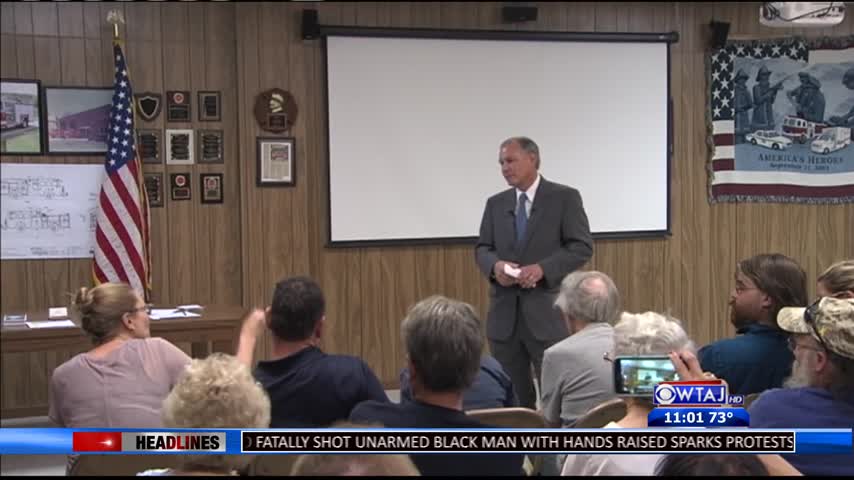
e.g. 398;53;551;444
515;193;528;246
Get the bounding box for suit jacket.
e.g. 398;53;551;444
475;177;593;342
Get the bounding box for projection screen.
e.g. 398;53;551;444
326;32;672;245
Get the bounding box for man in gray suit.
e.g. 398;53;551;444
475;137;594;408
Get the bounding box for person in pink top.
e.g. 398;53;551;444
49;282;191;429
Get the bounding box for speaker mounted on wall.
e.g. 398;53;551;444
502;6;538;23
709;21;730;50
302;9;320;40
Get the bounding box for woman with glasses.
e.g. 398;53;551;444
49;282;191;430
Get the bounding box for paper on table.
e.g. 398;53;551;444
503;264;522;278
49;307;69;319
149;309;201;320
27;320;77;329
176;304;204;311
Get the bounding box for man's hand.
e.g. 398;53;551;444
493;261;519;287
240;308;268;340
236;307;268;367
518;264;544;289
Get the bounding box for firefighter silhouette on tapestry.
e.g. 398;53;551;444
752;66;783;131
787;72;825;123
733;69;753;143
829;67;854;132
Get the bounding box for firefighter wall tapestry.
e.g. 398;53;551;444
708;35;854;203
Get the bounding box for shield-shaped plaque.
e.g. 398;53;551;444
135;93;162;122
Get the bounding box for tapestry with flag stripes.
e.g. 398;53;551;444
708;35;854;203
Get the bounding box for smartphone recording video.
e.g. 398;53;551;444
613;355;680;396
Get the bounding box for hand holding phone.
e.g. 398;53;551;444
613;355;680;396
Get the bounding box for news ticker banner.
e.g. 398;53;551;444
0;428;851;455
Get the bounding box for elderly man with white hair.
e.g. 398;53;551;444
540;270;621;429
748;297;854;476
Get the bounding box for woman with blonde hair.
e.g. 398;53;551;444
49;283;191;429
816;260;854;298
139;353;271;476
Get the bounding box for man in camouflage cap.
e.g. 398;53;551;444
748;297;854;476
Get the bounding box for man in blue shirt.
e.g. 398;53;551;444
236;276;389;427
698;254;807;395
749;297;854;476
399;355;517;410
351;295;524;476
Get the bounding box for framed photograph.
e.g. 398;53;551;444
43;86;112;155
198;91;221;122
0;79;43;154
200;173;224;204
256;137;295;186
165;129;194;165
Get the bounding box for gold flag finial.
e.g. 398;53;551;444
106;10;125;40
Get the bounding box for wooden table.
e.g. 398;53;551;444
1;305;246;419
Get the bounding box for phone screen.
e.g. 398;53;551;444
613;356;680;396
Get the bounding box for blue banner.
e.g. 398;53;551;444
0;428;850;455
795;429;854;454
648;408;750;427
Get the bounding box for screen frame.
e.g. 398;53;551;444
321;26;678;247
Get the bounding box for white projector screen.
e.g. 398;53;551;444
326;33;671;245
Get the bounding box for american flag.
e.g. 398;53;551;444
93;42;151;298
708;39;808;201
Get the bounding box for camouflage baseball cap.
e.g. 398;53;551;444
778;297;854;359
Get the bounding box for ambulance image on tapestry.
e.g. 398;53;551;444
732;56;853;175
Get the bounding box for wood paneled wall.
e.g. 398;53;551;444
0;2;241;312
3;3;852;387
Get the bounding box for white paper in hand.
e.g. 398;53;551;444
503;264;521;278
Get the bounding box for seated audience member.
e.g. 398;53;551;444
654;454;769;476
562;312;694;476
699;253;807;395
291;421;420;475
350;295;525;476
236;276;388;427
399;355;516;410
541;270;620;428
292;454;420;476
747;297;854;476
816;259;854;299
139;353;271;476
50;283;191;429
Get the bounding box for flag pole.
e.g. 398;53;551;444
106;10;123;40
100;9;153;302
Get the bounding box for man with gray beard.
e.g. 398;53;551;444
748;297;854;476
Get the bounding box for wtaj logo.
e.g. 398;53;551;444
653;380;743;406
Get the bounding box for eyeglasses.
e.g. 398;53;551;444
129;304;153;315
803;298;830;352
787;336;821;353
